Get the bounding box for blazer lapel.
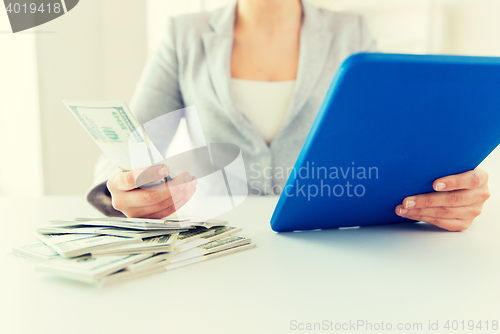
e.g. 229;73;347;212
281;0;334;130
202;1;263;141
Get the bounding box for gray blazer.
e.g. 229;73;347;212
88;0;377;216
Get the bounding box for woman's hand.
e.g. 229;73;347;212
107;165;197;219
395;168;490;231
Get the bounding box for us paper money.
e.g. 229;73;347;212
51;218;227;231
169;236;251;264
174;227;218;245
37;253;150;284
62;100;164;172
163;243;256;271
37;225;187;239
16;216;254;286
12;242;60;262
50;219;192;231
75;217;228;228
126;253;174;272
37;234;141;258
90;234;177;256
98;266;167;287
175;226;242;252
126;228;243;271
35;233;98;246
102;243;256;285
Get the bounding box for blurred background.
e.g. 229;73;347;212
1;0;499;197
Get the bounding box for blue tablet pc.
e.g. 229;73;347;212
270;53;500;232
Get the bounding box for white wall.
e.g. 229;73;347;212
0;9;44;196
35;0;148;195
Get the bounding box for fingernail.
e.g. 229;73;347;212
399;208;408;215
184;175;192;182
436;182;446;191
405;199;416;208
192;179;198;186
158;166;167;176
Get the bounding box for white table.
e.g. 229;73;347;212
1;195;499;334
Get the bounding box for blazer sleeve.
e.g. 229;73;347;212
86;18;184;216
359;16;378;52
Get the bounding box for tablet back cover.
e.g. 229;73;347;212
271;53;500;232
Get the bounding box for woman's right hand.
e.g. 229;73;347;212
107;164;197;219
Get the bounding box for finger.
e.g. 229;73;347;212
400;214;472;232
109;165;168;191
142;185;197;219
395;204;481;220
402;189;481;209
124;181;197;217
433;168;488;192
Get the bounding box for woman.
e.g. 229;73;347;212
88;0;490;231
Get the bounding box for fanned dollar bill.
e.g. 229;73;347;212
126;252;175;272
50;219;192;231
100;243;256;286
163;243;256;271
90;234;177;256
98;266;167;287
37;253;151;284
36;233;141;258
125;227;241;272
37;225;187;239
73;217;228;230
174;227;218;245
12;242;60;262
62;100;166;172
168;236;251;264
131;235;251;271
175;226;242;252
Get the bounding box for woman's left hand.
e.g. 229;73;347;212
395;168;491;231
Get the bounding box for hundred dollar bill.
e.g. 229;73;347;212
175;226;242;252
37;225;187;239
37;233;141;258
174;227;218;245
37;253;150;284
63;100;168;173
168;236;251;264
90;234;177;256
126;228;241;272
100;243;256;285
126;252;176;272
163;243;256;271
75;217;228;228
129;236;250;272
12;242;60;262
51;218;228;231
35;233;98;246
98;266;167;287
50;219;193;231
75;217;189;223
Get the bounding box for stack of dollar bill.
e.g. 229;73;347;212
13;217;255;286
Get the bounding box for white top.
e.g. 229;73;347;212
231;78;296;143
